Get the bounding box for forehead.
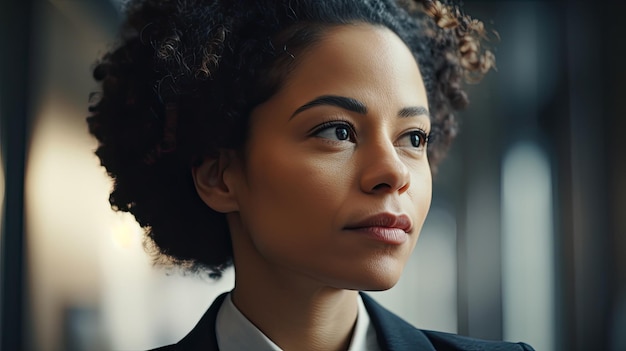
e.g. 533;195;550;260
261;23;427;115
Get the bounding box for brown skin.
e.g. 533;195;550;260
193;24;432;351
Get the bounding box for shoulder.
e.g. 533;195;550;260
359;292;535;351
144;293;228;351
147;346;177;351
421;329;535;351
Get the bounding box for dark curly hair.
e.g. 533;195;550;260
88;0;495;277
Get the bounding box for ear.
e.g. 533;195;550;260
192;150;241;213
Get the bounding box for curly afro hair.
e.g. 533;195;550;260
88;0;495;277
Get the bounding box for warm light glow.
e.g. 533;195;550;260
110;214;143;250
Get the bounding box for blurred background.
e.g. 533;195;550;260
1;0;624;350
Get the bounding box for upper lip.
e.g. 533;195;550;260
345;213;413;233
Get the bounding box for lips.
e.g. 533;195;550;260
345;213;413;232
344;213;413;245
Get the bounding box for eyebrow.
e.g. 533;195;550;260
398;106;429;118
290;95;367;119
289;94;429;119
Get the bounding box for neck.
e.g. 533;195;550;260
231;271;359;351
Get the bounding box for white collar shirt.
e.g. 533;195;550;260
215;292;380;351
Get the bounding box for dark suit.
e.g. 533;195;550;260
150;292;535;351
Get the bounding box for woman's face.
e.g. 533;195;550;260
229;24;431;291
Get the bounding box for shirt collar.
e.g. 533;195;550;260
215;292;379;350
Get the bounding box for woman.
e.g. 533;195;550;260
88;0;534;350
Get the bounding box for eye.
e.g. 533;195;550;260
311;122;356;143
397;130;429;149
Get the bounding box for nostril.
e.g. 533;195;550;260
372;183;392;192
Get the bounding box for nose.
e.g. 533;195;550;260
359;138;411;195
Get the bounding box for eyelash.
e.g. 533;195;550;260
403;129;429;149
309;120;430;149
309;120;356;141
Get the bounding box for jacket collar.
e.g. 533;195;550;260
174;292;226;351
173;291;436;351
360;292;436;351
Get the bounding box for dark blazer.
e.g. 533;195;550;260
150;292;535;351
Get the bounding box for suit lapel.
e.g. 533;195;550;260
360;292;436;351
174;292;228;351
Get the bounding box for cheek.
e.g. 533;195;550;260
236;144;354;252
243;124;357;204
245;150;351;210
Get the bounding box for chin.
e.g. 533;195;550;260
340;278;401;292
355;273;403;292
329;263;405;292
356;282;399;292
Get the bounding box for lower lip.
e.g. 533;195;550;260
347;227;408;245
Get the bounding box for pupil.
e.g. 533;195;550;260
411;133;421;147
336;127;349;140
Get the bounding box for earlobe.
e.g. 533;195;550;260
192;150;240;213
